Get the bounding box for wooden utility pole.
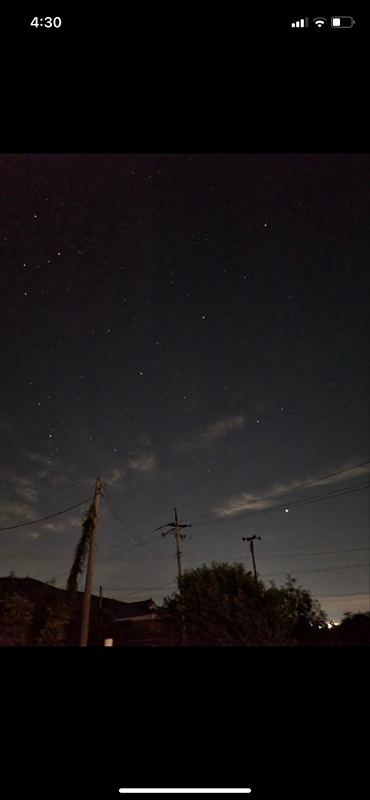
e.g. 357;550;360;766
174;507;182;580
242;535;261;584
155;507;191;583
99;585;102;610
80;477;101;647
155;508;191;645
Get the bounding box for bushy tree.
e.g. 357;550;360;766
335;612;370;646
36;599;72;646
163;562;325;646
266;575;327;626
0;592;35;646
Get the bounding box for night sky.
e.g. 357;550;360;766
0;153;368;622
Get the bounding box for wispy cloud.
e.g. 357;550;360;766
176;415;244;450
303;463;369;488
42;522;65;533
27;452;52;466
66;515;85;528
48;473;71;488
82;452;157;492
0;472;39;512
14;483;38;504
128;452;157;473
200;416;244;442
214;462;370;517
4;501;36;520
103;467;128;486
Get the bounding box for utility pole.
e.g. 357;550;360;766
155;508;191;645
155;507;191;583
242;535;261;584
80;477;101;647
99;585;102;610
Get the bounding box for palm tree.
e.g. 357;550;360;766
66;504;95;593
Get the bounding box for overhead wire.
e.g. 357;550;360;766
94;483;369;563
100;486;135;538
3;186;368;599
315;591;369;599
263;563;369;578
114;481;370;549
2;468;367;598
0;496;94;532
250;547;369;561
95;397;369;557
187;481;370;529
102;481;156;535
100;490;167;560
102;580;176;594
182;459;370;523
162;388;369;506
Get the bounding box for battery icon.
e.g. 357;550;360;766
331;16;355;27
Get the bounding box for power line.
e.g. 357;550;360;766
34;539;370;589
100;491;167;559
97;535;155;557
92;546;370;565
100;491;135;538
102;495;159;558
102;581;176;594
0;554;73;560
37;563;80;582
102;481;168;551
99;459;369;545
190;481;370;529
115;467;368;548
183;460;370;523
109;481;368;560
96;483;369;559
316;592;370;599
0;496;94;532
264;563;369;578
249;537;369;551
163;389;369;505
254;547;369;561
262;481;370;515
13;478;366;590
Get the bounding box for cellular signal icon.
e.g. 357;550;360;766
291;17;309;27
313;17;327;26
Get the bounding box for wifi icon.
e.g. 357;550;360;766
313;17;327;26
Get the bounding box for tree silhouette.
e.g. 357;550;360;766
66;504;95;593
0;592;35;646
162;562;326;646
